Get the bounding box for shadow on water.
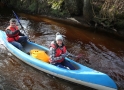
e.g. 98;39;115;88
0;9;124;90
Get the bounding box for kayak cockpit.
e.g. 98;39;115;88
23;41;80;70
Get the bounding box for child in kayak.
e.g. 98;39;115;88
5;18;27;51
49;32;76;70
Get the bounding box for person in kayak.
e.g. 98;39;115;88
5;18;27;51
49;32;76;70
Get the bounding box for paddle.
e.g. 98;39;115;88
12;10;35;42
12;11;25;32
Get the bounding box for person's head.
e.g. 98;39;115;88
9;18;17;27
55;32;63;46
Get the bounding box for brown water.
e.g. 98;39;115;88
0;13;124;90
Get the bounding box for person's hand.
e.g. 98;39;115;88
61;54;66;58
75;54;84;58
75;56;79;58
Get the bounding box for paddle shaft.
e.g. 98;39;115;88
12;10;27;35
12;10;33;41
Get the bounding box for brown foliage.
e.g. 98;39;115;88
100;0;124;21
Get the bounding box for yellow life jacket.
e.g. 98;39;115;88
30;49;49;63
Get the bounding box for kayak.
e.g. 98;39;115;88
0;30;117;90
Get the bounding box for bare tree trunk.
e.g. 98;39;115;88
83;0;93;22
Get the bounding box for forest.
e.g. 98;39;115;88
1;0;123;38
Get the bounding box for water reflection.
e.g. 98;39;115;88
0;16;124;90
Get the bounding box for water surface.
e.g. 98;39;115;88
0;13;124;90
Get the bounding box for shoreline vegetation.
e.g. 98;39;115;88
0;0;124;40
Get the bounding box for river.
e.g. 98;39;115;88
0;9;124;90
